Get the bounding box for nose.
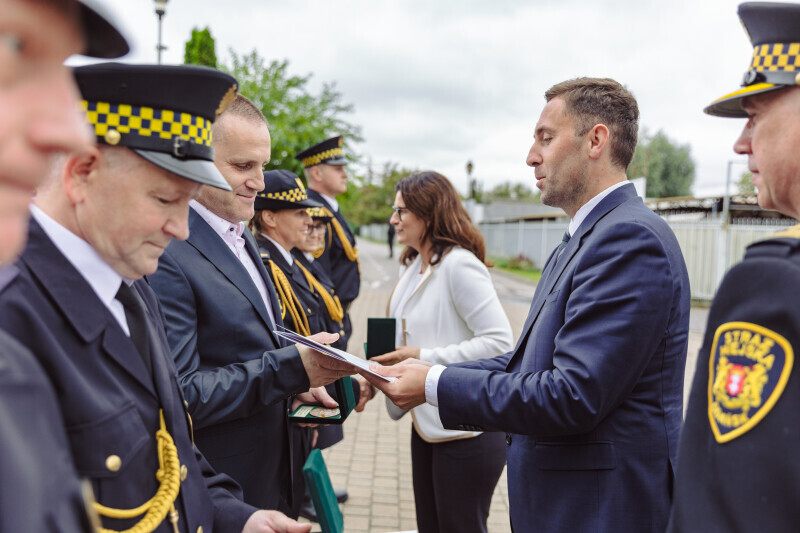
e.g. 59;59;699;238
27;68;93;156
733;119;753;156
526;141;541;167
248;170;265;192
390;210;400;225
165;201;193;241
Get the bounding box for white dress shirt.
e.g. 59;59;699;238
425;180;633;407
317;192;338;212
262;234;294;266
190;200;276;326
30;204;131;334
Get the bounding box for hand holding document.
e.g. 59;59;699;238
275;328;397;383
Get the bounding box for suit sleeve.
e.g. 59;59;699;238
149;250;310;430
438;222;676;436
418;252;514;365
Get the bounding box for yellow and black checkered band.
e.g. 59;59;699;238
751;43;800;71
263;187;308;203
301;147;344;168
307;206;331;219
81;100;214;161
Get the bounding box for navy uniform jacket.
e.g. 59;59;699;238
0;265;91;533
307;189;360;306
293;250;350;351
148;208;310;514
0;220;255;533
668;226;800;533
437;184;691;532
256;237;323;338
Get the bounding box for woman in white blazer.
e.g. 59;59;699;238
372;171;513;533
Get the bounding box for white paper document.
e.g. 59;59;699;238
274;328;397;382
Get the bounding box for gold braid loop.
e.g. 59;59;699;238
267;259;311;336
295;260;345;322
322;207;358;262
94;410;182;533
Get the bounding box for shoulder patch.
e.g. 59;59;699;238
708;321;794;443
770;224;800;240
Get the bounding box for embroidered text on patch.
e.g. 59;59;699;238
708;322;794;443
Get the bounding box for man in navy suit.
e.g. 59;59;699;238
364;78;691;533
149;95;352;518
0;62;319;533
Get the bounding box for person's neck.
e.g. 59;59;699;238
309;186;338;200
418;241;434;272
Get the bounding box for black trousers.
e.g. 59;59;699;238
411;425;506;533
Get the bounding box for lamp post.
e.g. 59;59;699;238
723;159;747;226
466;160;475;200
154;0;169;64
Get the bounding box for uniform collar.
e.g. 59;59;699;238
262;234;294;265
30;204;125;310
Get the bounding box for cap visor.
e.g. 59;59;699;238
133;150;232;191
704;82;782;117
256;198;323;211
78;0;130;58
324;156;348;166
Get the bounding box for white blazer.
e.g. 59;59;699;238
387;246;513;442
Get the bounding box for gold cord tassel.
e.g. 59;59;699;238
322;208;358;262
267;259;311;336
295;260;345;322
94;410;182;533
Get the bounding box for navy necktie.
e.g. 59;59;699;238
556;231;570;261
115;282;153;374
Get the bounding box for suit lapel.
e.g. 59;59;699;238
243;229;284;339
508;183;639;365
23;219;157;397
186;210;280;345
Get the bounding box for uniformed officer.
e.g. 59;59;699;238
668;3;800;532
0;2;128;531
296;136;359;349
292;206;349;351
0;62;313;533
252;169;325;338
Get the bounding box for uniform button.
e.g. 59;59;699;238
307;308;312;313
505;433;512;445
180;465;188;481
106;454;122;472
339;329;345;336
197;527;203;533
184;400;189;409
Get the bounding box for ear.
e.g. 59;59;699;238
587;124;610;161
261;210;278;230
62;146;102;206
308;166;321;185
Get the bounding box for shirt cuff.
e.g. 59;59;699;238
424;364;447;407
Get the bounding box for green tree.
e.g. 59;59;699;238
184;27;217;68
627;130;695;197
224;50;363;177
343;163;416;227
737;170;755;195
485;181;539;202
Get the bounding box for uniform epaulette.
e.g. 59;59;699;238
770;224;800;240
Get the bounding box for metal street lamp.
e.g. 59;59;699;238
466;160;475;199
154;0;169;64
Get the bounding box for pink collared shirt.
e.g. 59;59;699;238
190;200;277;326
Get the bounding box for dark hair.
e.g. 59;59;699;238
395;171;488;267
545;77;639;170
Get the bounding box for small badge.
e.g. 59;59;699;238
309;407;340;418
708;321;794;443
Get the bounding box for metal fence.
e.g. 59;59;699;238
477;217;795;301
360;218;795;300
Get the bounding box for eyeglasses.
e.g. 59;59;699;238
307;224;327;234
391;206;409;220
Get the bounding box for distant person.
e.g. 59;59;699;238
669;3;800;532
0;1;127;530
387;222;395;258
296;136;359;349
362;78;691;533
371;171;513;533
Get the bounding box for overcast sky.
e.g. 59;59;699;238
82;0;754;197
